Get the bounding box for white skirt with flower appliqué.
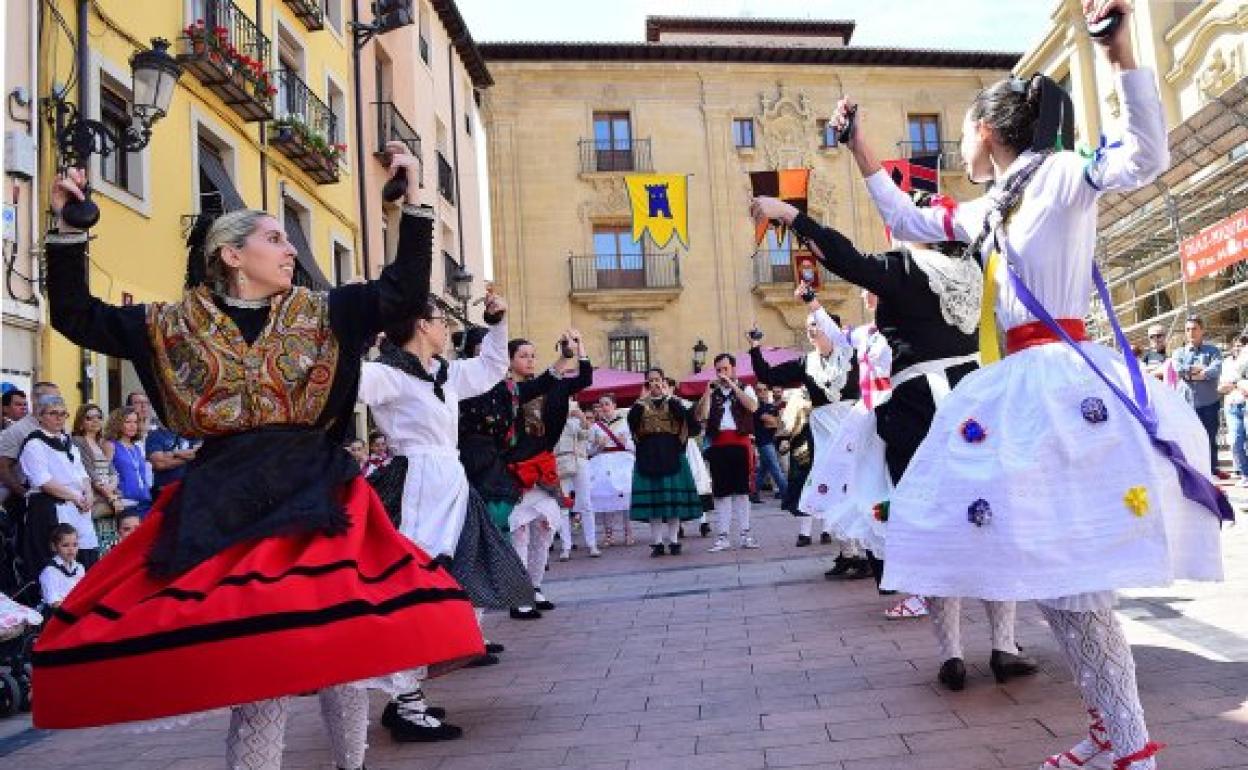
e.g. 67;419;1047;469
800;401;890;551
880;340;1224;602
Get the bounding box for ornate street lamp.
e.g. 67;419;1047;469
692;338;708;374
48;38;183;229
450;265;474;315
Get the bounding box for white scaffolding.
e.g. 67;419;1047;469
1090;75;1248;345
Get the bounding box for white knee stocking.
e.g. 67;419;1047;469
797;515;813;537
227;698;290;770
580;509;597;548
667;521;680;544
649;518;664;545
732;494;751;533
319;686;369;770
714;496;733;535
1039;605;1158;769
983;600;1019;654
527;523;554;587
927;597;963;661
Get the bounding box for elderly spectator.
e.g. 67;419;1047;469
1141;323;1170;380
2;388;28;430
71;403;125;551
1174;315;1224;474
0;381;61;509
1220;334;1248;487
18;395;99;576
105;407;152;517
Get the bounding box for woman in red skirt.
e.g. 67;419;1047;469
34;144;483;769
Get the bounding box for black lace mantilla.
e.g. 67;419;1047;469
146;427;359;577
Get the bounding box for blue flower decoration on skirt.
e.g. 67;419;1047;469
1081;397;1109;424
967;498;992;527
960;418;988;444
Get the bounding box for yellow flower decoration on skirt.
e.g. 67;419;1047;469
1123;486;1149;517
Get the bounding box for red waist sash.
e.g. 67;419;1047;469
1006;319;1087;355
508;452;560;493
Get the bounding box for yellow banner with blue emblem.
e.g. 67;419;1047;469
625;174;689;249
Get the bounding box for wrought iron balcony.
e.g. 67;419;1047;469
374;101;423;180
268;69;342;184
178;0;274;121
568;253;681;292
437;152;455;204
283;0;324;30
751;250;836;288
896;140;965;174
577;138;653;174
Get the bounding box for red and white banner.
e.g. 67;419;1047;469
1181;207;1248;282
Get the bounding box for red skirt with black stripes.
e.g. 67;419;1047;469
32;477;484;729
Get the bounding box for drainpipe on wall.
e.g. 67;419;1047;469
257;0;268;211
447;41;466;298
76;0;92;404
351;0;372;279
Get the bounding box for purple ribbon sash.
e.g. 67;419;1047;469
1003;255;1233;524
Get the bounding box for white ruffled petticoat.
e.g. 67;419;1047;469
881;340;1224;602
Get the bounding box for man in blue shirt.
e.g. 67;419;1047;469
146;424;196;498
751;387;788;506
1172;315;1223;474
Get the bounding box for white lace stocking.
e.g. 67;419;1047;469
1039;606;1155;769
928;596;963;660
984;600;1018;654
227;698;290;770
319;686;369;770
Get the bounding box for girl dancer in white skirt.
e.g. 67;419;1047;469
361;291;537;742
751;294;868;576
585;395;635;546
749;192;1037;691
830;2;1228;767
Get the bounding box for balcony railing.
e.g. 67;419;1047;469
896;140;965;174
373;101;423;180
179;0;275;121
437;152;455;204
569;253;681;292
751;250;836;288
283;0;324;30
269;69;342;184
578;138;653;174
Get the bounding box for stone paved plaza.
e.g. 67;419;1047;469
4;495;1248;769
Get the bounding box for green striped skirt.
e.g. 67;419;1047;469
630;457;704;522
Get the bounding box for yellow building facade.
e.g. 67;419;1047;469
482;17;1015;377
1015;0;1248;345
29;0;360;410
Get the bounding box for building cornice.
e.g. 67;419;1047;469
644;16;856;44
479;42;1020;71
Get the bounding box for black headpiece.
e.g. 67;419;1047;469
184;209;222;289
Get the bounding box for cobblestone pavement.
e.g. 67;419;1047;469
4;492;1248;769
